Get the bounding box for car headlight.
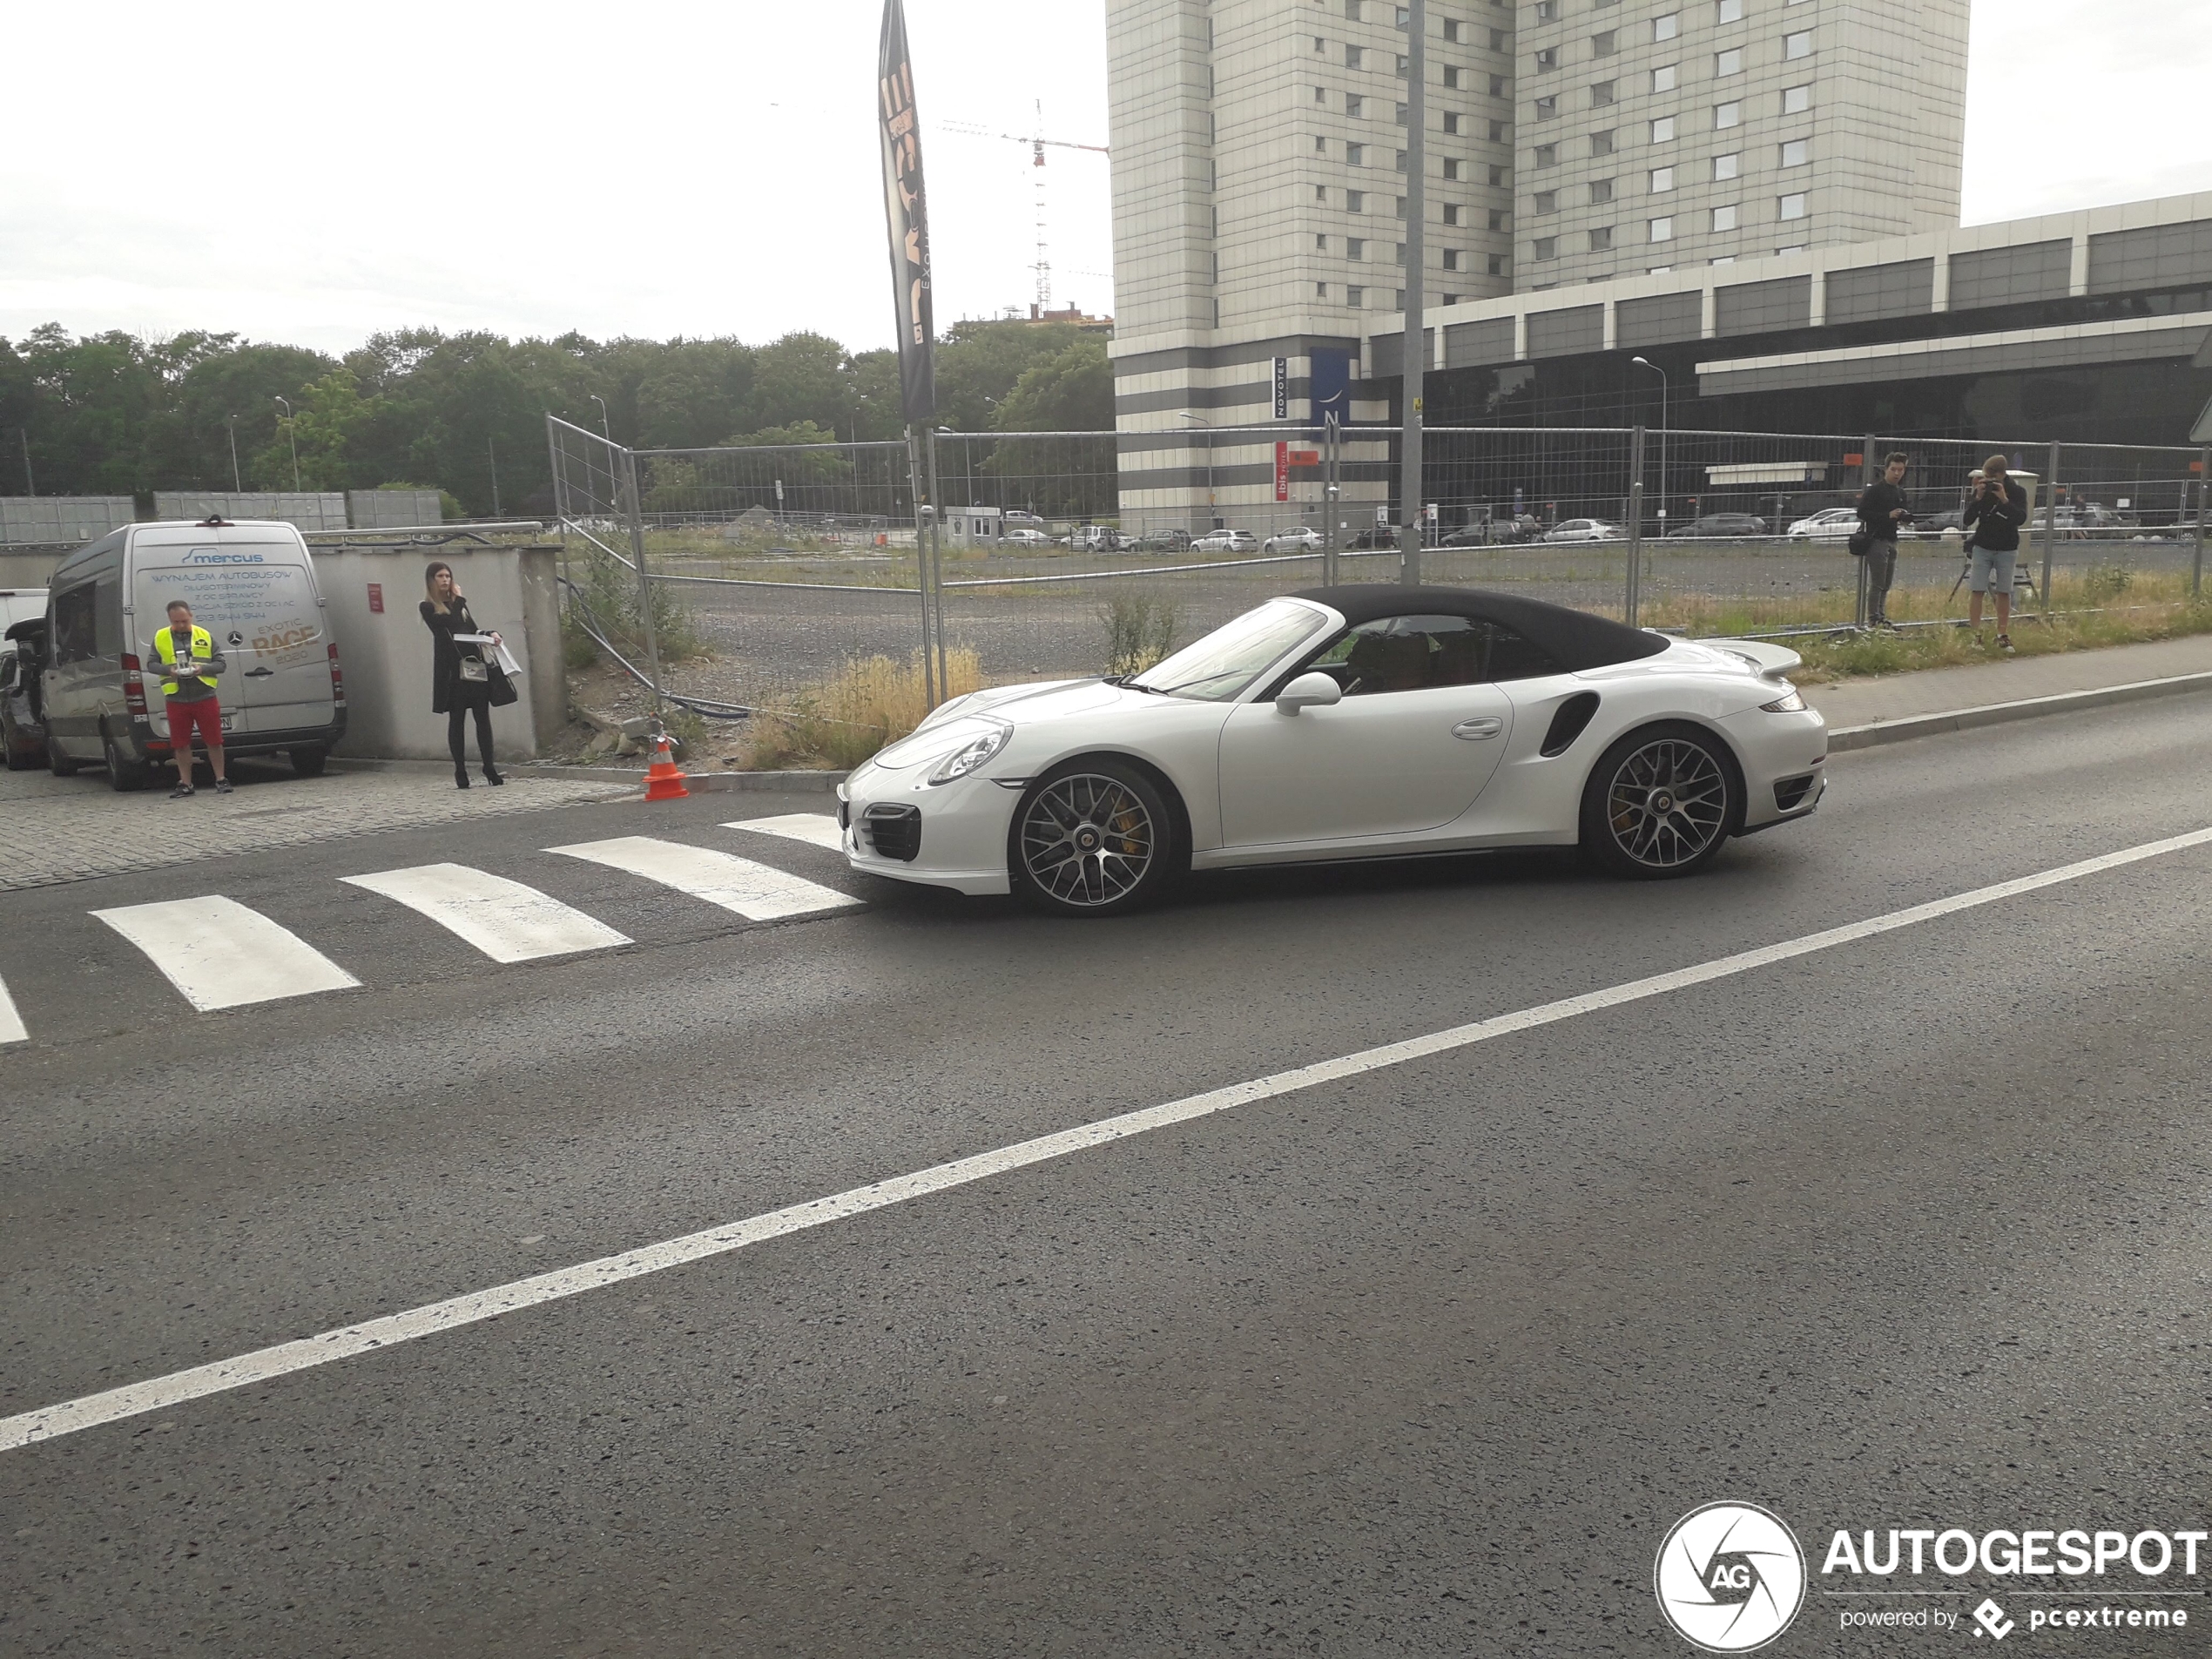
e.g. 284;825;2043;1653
926;720;1012;784
1760;687;1807;713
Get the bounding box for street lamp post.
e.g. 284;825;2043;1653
226;415;242;492
1631;357;1668;533
273;396;300;493
1399;0;1427;586
1178;411;1215;530
590;394;612;442
17;428;32;496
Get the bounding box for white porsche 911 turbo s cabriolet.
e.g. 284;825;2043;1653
837;585;1827;916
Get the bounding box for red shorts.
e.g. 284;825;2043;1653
166;697;224;751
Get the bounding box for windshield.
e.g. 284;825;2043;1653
1129;598;1329;702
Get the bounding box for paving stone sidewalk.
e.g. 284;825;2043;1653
1803;633;2212;731
0;765;626;892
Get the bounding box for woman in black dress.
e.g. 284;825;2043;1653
421;561;504;787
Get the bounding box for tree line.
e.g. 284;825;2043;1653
0;319;1114;516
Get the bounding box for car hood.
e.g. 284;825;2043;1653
870;678;1139;771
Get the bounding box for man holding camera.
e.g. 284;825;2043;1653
1961;454;2030;653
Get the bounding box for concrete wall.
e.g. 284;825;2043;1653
0;549;63;590
316;545;564;761
153;492;349;532
0;498;134;545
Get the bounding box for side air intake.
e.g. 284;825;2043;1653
1540;691;1601;757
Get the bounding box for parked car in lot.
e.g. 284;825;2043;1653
837;585;1827;915
1003;510;1046;528
1;617;49;770
1127;528;1193;552
1786;507;1859;541
1541;518;1625;543
1262;526;1324;552
1066;525;1124;552
1191;529;1260;553
1667;513;1770;538
1349;525;1402;550
1001;527;1052;548
39;518;347;790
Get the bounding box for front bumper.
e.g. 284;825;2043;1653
840;762;1019;895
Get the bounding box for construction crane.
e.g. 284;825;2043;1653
939;103;1109;313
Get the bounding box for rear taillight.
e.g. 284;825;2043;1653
327;642;347;709
121;653;148;717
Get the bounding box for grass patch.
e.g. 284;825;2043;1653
1101;590;1181;676
1788;589;2212;684
738;649;987;771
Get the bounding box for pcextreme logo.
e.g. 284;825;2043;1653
1655;1502;1809;1653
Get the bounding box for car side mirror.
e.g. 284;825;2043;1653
1276;671;1342;715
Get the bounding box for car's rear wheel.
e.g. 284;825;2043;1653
1580;724;1737;880
291;745;327;777
1008;759;1178;918
104;726;150;792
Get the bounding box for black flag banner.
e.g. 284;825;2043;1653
878;0;937;423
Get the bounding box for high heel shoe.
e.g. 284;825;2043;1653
455;766;471;789
482;765;504;786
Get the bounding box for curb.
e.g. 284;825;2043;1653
1825;669;2212;752
329;758;846;792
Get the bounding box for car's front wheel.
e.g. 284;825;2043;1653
1008;760;1179;917
1579;724;1737;880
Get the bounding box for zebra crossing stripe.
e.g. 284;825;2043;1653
341;863;631;963
724;813;847;853
91;896;362;1012
550;835;860;921
0;974;26;1044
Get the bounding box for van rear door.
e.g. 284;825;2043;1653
132;536;331;736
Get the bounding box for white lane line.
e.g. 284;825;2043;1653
725;813;848;853
0;974;26;1044
552;835;860;921
90;896;362;1013
10;822;2211;1453
340;863;630;963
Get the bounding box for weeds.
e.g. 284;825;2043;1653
738;648;987;771
570;548;703;663
1789;587;2212;683
1101;591;1180;675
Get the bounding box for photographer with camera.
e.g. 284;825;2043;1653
1853;452;1913;631
1961;454;2030;653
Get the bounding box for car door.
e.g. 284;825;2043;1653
1217;612;1517;847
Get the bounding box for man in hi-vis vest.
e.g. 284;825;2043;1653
154;598;230;797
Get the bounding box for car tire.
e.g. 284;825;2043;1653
1579;723;1738;880
104;727;150;792
291;745;327;777
1008;759;1181;919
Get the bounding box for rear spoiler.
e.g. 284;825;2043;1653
1699;638;1803;682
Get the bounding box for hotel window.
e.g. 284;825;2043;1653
1649;216;1674;242
1316;137;1330;155
1347;93;1366;118
1316;233;1330;252
1490;74;1507;96
1396;148;1409;172
1589;226;1614;251
1534;46;1558;70
1490;26;1507;47
1490;164;1507;185
1592;79;1616;105
1348;237;1366;260
1315;184;1330;203
1443;203;1460;224
1348;284;1365;306
1653;12;1678;42
1345;0;1360;17
1443;248;1461;269
1443;65;1462;89
1593;30;1617;55
1535;93;1559;118
1443;293;1460;305
1396;195;1408;217
1444;111;1461;134
1649;165;1676;192
1534;1;1556;19
1395;243;1407;264
1710;255;1736;266
1314;85;1327;104
1652;64;1678;92
1394;288;1406;307
1346;44;1364;69
1534;142;1558;166
1396;53;1410;76
1712;152;1739;180
1590;177;1615;203
1715;46;1743;76
1783;84;1811;112
1487;253;1507;274
1649;265;1672;274
1778;192;1807;219
1347;141;1366;165
1444;17;1461;41
1535;189;1559;213
1318;282;1331;300
1488;207;1507;229
1784;30;1813;58
1489;119;1507;140
1651;115;1676;142
1779;138;1809;167
1443;157;1461;179
1715;99;1741;129
1710;204;1737;232
1396;101;1409;124
1348;188;1366;211
1717;0;1743;17
1534;236;1559;260
1592;127;1616;155
1776;244;1806;255
1315;36;1326;52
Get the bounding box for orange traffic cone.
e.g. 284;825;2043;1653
643;726;691;801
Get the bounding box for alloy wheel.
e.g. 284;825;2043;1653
1019;772;1157;909
1603;737;1728;870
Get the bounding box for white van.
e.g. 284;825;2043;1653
42;519;347;790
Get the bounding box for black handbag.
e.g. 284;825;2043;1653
487;664;519;707
1847;527;1872;558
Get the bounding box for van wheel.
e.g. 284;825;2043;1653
291;745;327;777
47;737;80;778
104;729;149;792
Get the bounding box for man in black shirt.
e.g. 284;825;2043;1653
1960;453;2030;653
1855;451;1913;631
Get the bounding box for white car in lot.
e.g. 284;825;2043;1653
1191;529;1260;553
1001;527;1052;548
837;585;1828;915
1541;519;1625;543
1262;527;1324;552
1786;507;1860;541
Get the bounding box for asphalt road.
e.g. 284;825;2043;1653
4;695;2211;1656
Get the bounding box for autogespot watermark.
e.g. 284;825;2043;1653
1657;1506;2206;1648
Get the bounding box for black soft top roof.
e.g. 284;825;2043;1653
1290;584;1669;671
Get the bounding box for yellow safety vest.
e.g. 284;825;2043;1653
154;624;217;698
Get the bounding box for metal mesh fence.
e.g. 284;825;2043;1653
545;415;2212;717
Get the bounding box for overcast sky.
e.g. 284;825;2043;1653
1;0;2205;358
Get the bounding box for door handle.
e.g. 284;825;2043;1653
244;666;274;678
1452;717;1503;740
